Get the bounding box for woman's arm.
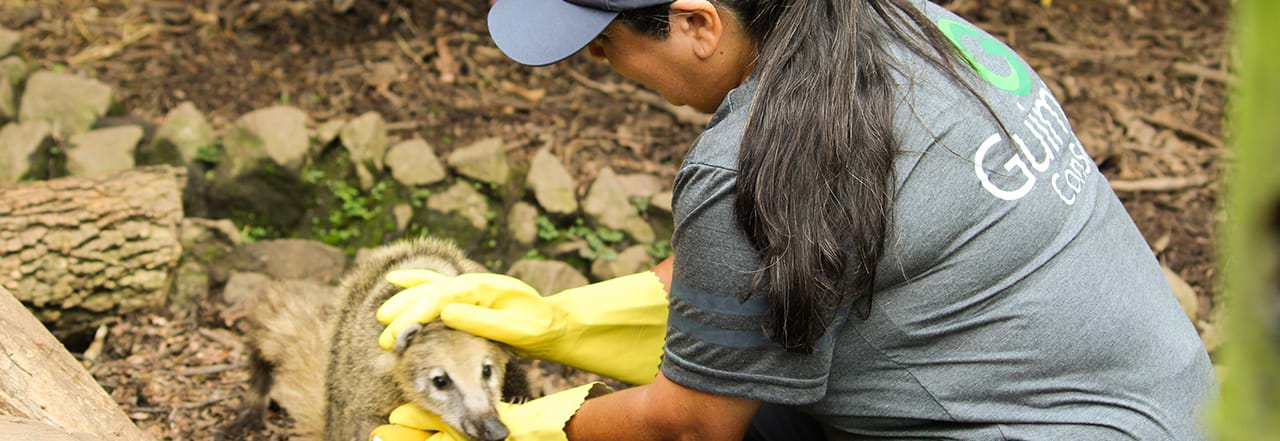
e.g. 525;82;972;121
653;256;674;293
565;371;761;441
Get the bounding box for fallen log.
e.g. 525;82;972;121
0;416;103;441
0;286;150;440
0;166;185;335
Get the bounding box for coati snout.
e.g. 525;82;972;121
388;322;511;441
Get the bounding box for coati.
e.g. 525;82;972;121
222;238;528;441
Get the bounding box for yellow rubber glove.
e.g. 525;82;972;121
369;383;611;441
377;271;669;385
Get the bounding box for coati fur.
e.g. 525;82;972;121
222;238;528;441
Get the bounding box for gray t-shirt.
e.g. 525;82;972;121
659;2;1215;440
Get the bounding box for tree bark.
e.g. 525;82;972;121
0;416;104;441
0;286;150;440
0;166;185;334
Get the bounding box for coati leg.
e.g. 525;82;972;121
220;351;274;440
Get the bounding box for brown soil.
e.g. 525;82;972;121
0;0;1230;439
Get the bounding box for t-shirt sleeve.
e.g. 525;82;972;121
660;163;834;405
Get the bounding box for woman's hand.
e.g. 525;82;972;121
370;383;611;441
376;271;548;351
376;270;670;385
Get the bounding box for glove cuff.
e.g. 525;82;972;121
547;272;670;385
499;382;612;441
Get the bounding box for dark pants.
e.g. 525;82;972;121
744;404;828;441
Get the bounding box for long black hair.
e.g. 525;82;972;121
622;0;1001;353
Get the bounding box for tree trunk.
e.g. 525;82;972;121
0;166;185;335
0;286;150;440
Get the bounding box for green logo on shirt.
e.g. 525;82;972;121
936;18;1033;97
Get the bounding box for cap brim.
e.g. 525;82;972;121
488;0;617;67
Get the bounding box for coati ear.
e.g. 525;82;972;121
392;323;422;353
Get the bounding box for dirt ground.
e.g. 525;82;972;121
0;0;1230;439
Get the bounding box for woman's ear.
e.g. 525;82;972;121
669;0;723;60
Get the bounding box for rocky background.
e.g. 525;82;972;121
0;0;1228;439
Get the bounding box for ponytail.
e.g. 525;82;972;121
733;0;894;353
622;0;1006;353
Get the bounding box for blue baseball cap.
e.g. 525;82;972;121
488;0;672;66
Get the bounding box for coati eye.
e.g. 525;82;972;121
482;364;493;379
431;374;451;389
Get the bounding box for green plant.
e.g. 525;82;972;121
647;239;672;260
239;224;272;243
195;144;221;165
533;216;625;261
1213;0;1280;438
536;215;561;241
410;188;433;207
631;195;652;213
311;179;392;250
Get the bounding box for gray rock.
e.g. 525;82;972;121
651;191;673;213
507;259;589;295
0;78;12;121
427;182;490;230
353;247;377;267
0;120;51;182
508;201;539;246
394;203;413;233
65;125;142;178
179;218;242;285
386;138;446;186
212;108;312;229
526;147;578;214
583;167;655;243
18;71;113;138
153;102;215;164
590;245;655;280
341;112;389;188
227;105;309;172
0;57;26;87
234;239;350;285
617;173;665;199
0;27;17;57
314;119;346;147
448;137;509;185
168;260;209;317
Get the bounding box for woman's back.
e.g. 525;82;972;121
662;2;1214;439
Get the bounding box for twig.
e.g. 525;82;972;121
1110;175;1214;192
1172;62;1232;85
393;33;428;70
1028;42;1140;62
81;323;110;362
175;363;244;376
129;396;234;414
176;396;233;409
1137;114;1225;150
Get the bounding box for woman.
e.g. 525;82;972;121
372;0;1216;439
